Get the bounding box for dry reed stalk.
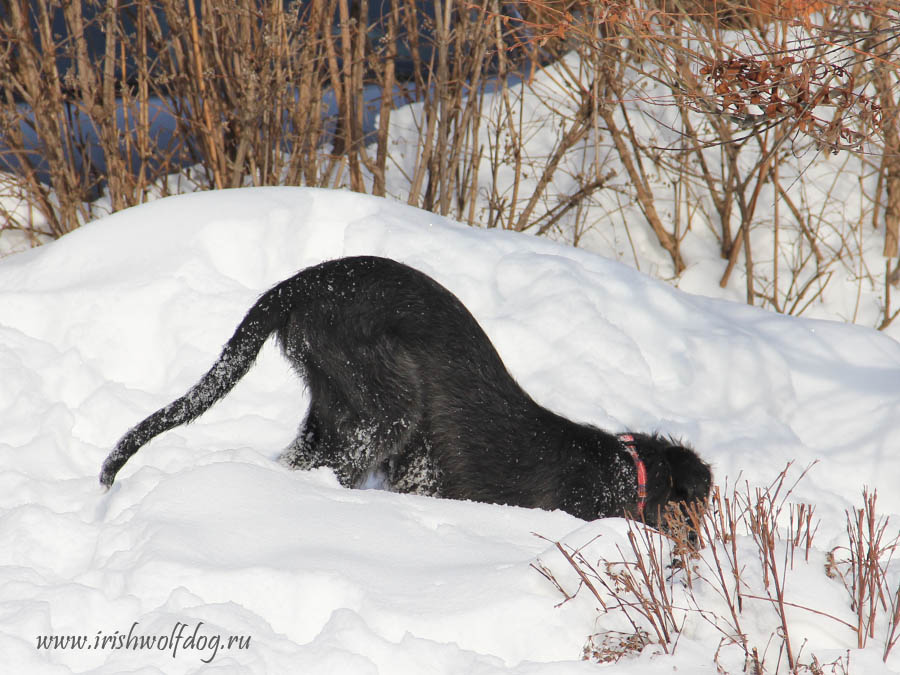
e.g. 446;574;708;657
533;462;900;671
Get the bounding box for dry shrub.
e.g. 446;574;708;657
0;0;531;234
826;489;900;651
582;628;651;663
501;0;900;328
533;463;900;672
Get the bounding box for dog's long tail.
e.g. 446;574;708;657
99;278;299;488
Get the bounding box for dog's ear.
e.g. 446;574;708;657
665;445;711;502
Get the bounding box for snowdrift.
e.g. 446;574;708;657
1;187;898;673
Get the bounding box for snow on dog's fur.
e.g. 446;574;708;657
101;256;711;526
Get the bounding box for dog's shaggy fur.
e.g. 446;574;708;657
100;256;711;526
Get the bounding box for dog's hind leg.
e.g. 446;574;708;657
279;402;419;489
279;408;328;471
277;335;429;489
280;397;435;493
386;434;439;496
278;405;368;487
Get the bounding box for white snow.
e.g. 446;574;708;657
1;186;898;673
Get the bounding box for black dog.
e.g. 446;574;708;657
100;256;710;527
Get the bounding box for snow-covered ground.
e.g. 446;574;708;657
1;187;898;673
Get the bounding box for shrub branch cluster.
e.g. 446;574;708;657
534;464;900;673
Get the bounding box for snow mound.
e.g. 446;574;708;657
1;187;898;673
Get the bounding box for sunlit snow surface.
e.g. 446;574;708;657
1;187;898;673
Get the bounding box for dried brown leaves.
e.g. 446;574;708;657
700;56;883;153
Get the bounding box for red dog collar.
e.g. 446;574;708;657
618;434;647;518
